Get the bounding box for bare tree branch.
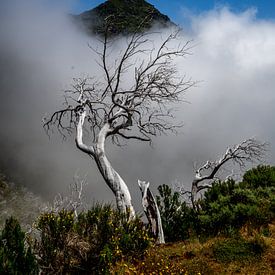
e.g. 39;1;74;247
44;173;88;218
188;138;268;209
44;29;194;145
43;27;194;219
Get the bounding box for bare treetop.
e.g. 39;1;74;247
44;29;194;145
43;28;195;218
194;138;268;184
180;137;268;209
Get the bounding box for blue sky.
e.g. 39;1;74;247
72;0;275;23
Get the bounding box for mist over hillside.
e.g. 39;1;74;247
0;0;275;211
73;0;175;35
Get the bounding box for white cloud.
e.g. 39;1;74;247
164;7;275;185
1;2;275;206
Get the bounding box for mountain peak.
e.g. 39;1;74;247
74;0;175;35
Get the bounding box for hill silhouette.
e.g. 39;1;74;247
73;0;175;35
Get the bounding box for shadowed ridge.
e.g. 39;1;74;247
73;0;176;35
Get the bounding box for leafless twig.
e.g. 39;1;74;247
185;138;268;209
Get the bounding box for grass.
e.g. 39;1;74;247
0;169;274;274
111;222;275;274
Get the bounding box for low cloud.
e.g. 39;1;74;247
161;7;275;185
0;1;274;208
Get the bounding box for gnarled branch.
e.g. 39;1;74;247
189;138;267;209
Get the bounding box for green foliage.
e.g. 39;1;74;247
157;165;275;241
76;0;173;35
242;165;275;189
202;179;236;207
35;205;151;274
35;210;75;272
157;184;196;242
75;204;151;273
0;165;273;273
0;217;38;274
213;236;267;262
198;179;275;236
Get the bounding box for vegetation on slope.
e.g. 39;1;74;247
157;165;275;242
73;0;175;35
0;165;274;274
0;217;38;274
111;229;274;274
0;174;44;230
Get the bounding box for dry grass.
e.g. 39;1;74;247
111;222;275;275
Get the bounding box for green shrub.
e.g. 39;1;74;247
0;217;38;274
35;210;75;273
35;205;152;274
242;165;275;189
198;175;275;237
156;166;275;241
203;179;236;206
156;184;196;242
213;236;267;262
75;204;151;273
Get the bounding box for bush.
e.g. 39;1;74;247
213;236;267;262
35;210;75;273
156;184;196;242
198;175;275;237
202;179;236;207
156;166;275;240
75;204;151;273
0;217;38;274
35;205;152;274
242;165;275;189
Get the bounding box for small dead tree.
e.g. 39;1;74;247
44;173;88;218
44;28;194;219
182;138;267;209
138;180;165;244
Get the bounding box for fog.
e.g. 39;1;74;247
0;1;275;209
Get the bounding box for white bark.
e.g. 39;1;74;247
46;174;88;218
76;110;135;219
45;29;194;222
76;109;95;155
189;138;267;209
94;123;135;219
138;180;165;244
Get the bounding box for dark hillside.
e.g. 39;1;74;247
73;0;175;35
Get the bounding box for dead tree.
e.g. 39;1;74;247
44;173;88;218
44;28;194;219
184;138;267;210
138;180;165;244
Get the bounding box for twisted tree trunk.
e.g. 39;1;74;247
76;110;135;219
94;123;135;219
